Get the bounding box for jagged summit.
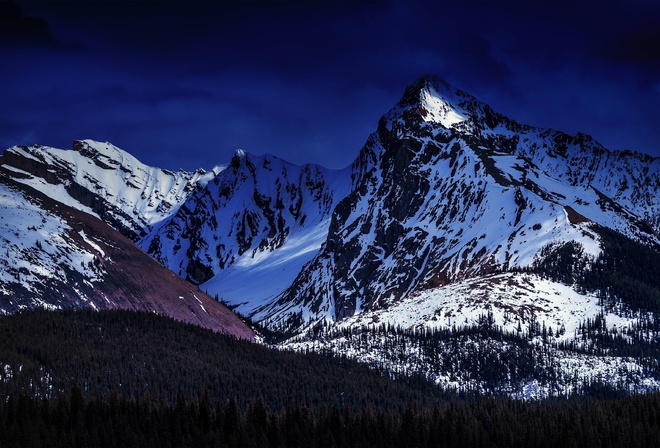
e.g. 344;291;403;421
229;148;283;170
233;148;248;159
72;139;129;161
400;75;471;107
1;75;659;396
395;75;502;129
398;76;460;106
0;140;214;240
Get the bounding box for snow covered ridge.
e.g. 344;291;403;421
265;76;659;334
0;140;221;240
0;176;254;338
139;149;352;315
0;75;659;395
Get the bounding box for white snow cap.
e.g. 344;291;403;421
419;83;468;127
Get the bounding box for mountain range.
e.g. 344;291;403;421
1;75;658;396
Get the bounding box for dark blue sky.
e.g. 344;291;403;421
2;0;659;171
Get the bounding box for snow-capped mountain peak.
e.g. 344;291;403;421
410;76;478;128
249;76;659;335
395;75;494;128
1;75;659;397
0;139;213;240
233;148;248;160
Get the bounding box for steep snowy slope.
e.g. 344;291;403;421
2;77;655;344
0;174;253;339
0;74;658;396
0;139;218;240
141;150;351;315
258;76;659;333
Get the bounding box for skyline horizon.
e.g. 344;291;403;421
3;0;659;171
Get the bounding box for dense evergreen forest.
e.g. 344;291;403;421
1;309;659;447
0;309;447;409
529;224;660;314
1;387;658;447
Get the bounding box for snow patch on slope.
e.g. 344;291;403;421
0;184;101;301
330;272;634;342
204;217;332;314
420;85;468;127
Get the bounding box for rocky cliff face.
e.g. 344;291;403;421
257;76;659;332
1;76;658;344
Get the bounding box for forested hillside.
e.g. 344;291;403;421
1;305;659;448
0;309;445;409
1;387;658;447
529;225;660;313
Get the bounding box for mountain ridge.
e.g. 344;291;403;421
0;139;220;240
0;169;253;339
1;75;658;396
255;75;658;333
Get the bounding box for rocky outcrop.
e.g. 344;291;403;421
142;150;350;287
259;76;660;333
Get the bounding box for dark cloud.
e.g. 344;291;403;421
0;0;83;50
605;27;660;83
1;0;659;170
0;0;52;47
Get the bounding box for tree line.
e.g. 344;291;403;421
1;387;658;448
0;309;447;410
527;224;660;314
